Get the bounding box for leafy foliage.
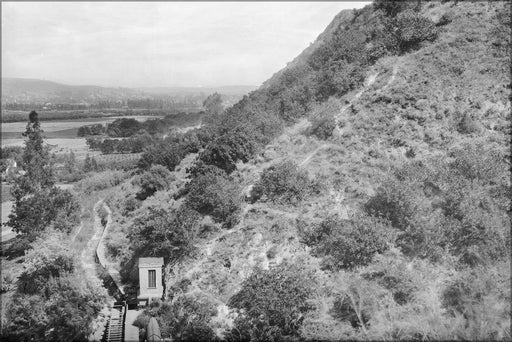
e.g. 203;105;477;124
394;10;438;52
121;206;201;282
2;233;106;342
185;167;241;228
7;113;81;239
133;164;174;200
227;262;314;341
365;145;510;264
137;295;218;341
300;214;394;270
254;160;312;204
195;127;258;174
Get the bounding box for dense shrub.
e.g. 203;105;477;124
8;187;81;237
196;127;259;174
395;10;438;52
365;146;510;264
138;141;186;171
133;164;174;200
17;232;75;294
185;167;241;228
227;262;314;341
106;118;143;137
3;234;106;342
138;294;218;341
309;116;337;140
77;123;105;137
300;214;394;270
255;160;312;204
373;0;414;17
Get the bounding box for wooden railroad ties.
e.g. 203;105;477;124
103;302;126;342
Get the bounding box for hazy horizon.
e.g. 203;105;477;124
2;2;370;88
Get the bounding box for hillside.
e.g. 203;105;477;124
3;1;509;341
96;1;511;340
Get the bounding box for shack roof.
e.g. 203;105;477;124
138;257;164;267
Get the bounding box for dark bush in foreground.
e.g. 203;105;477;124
226;262;314;341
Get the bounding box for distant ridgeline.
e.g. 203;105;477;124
1;78;255;122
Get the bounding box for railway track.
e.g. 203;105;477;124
103;302;127;342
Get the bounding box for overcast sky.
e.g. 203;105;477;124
2;2;370;88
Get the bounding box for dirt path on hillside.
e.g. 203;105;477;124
299;71;381;165
81;199;112;341
300;143;330;167
80;200;104;282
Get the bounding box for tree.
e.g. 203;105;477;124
14;111;54;196
202;93;224;126
7;111;80;240
17;231;75;294
185;167;241;228
197;127;258;174
134;164;174;200
121;206;201;282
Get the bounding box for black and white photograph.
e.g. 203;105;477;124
1;1;510;341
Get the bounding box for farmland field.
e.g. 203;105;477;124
1;115;163;138
1;115;163;159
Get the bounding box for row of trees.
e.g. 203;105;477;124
78;112;203;138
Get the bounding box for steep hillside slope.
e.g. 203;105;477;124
102;1;510;340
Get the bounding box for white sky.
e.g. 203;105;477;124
2;1;370;88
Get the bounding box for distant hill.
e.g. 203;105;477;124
1;78;257;105
1;78;142;104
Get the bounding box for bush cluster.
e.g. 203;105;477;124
133;164;174;200
226;262;314;341
185;166;241;228
300;214;394;270
3;233;106;342
364;145;510;264
254;160;312;204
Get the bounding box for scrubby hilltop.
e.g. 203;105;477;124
99;1;510;340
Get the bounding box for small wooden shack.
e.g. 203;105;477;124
138;257;164;305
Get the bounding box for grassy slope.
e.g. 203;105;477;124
159;0;510;338
99;1;510;339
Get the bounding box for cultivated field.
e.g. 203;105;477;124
1;115;163;158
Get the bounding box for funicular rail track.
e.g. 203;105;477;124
91;200;128;342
